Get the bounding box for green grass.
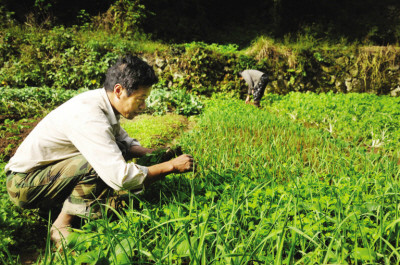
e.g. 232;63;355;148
120;113;190;149
2;92;400;264
77;29;169;54
39;97;400;264
265;91;400;156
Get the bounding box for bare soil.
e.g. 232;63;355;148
0;115;41;161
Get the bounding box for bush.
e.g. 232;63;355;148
0;87;82;117
146;88;204;116
0;26;131;89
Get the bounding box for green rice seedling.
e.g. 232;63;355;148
120;113;189;149
265;91;400;157
29;96;400;264
178;98;400;263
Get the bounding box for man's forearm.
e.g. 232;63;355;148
144;160;174;186
143;154;194;186
127;145;154;160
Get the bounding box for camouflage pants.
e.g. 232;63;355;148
6;155;116;217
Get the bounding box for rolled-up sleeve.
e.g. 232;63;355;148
116;126;141;147
67;117;148;191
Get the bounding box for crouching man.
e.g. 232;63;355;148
4;55;194;245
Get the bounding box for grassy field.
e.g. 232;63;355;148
264;92;400;156
23;95;399;264
2;92;400;264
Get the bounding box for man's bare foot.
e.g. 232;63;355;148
50;211;75;248
50;224;71;247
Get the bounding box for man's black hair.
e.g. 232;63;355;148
104;55;158;96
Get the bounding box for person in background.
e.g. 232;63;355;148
5;54;194;246
239;69;268;107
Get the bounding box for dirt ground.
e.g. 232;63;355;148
0;115;41;161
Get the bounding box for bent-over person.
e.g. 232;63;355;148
5;55;194;246
239;69;268;107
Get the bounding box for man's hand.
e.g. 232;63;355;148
144;153;195;186
245;95;251;104
160;146;183;162
170;154;194;173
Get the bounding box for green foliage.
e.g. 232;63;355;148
243;37;400;95
145;88;204;116
0;30;22;67
33;0;53;16
120;113;189;148
265;91;400;154
1;23;400;96
155;42;258;97
0;87;80;106
0;26;141;89
0;118;36;160
0;164;45;262
184;41;239;54
174;44;229;94
2;92;400;263
0;25;168;90
0;87;82;117
41;96;400;264
109;0;148;36
0;98;45;118
2;0;400;45
0;5;14;29
237;54;258;71
136;146;183;166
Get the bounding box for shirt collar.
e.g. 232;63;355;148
101;88;119;125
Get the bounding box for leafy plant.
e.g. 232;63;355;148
145;88;204;116
0;87;82;117
265;91;400;155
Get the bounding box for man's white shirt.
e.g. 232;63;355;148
5;88;148;191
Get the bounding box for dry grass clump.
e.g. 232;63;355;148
245;36;297;68
355;45;400;92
